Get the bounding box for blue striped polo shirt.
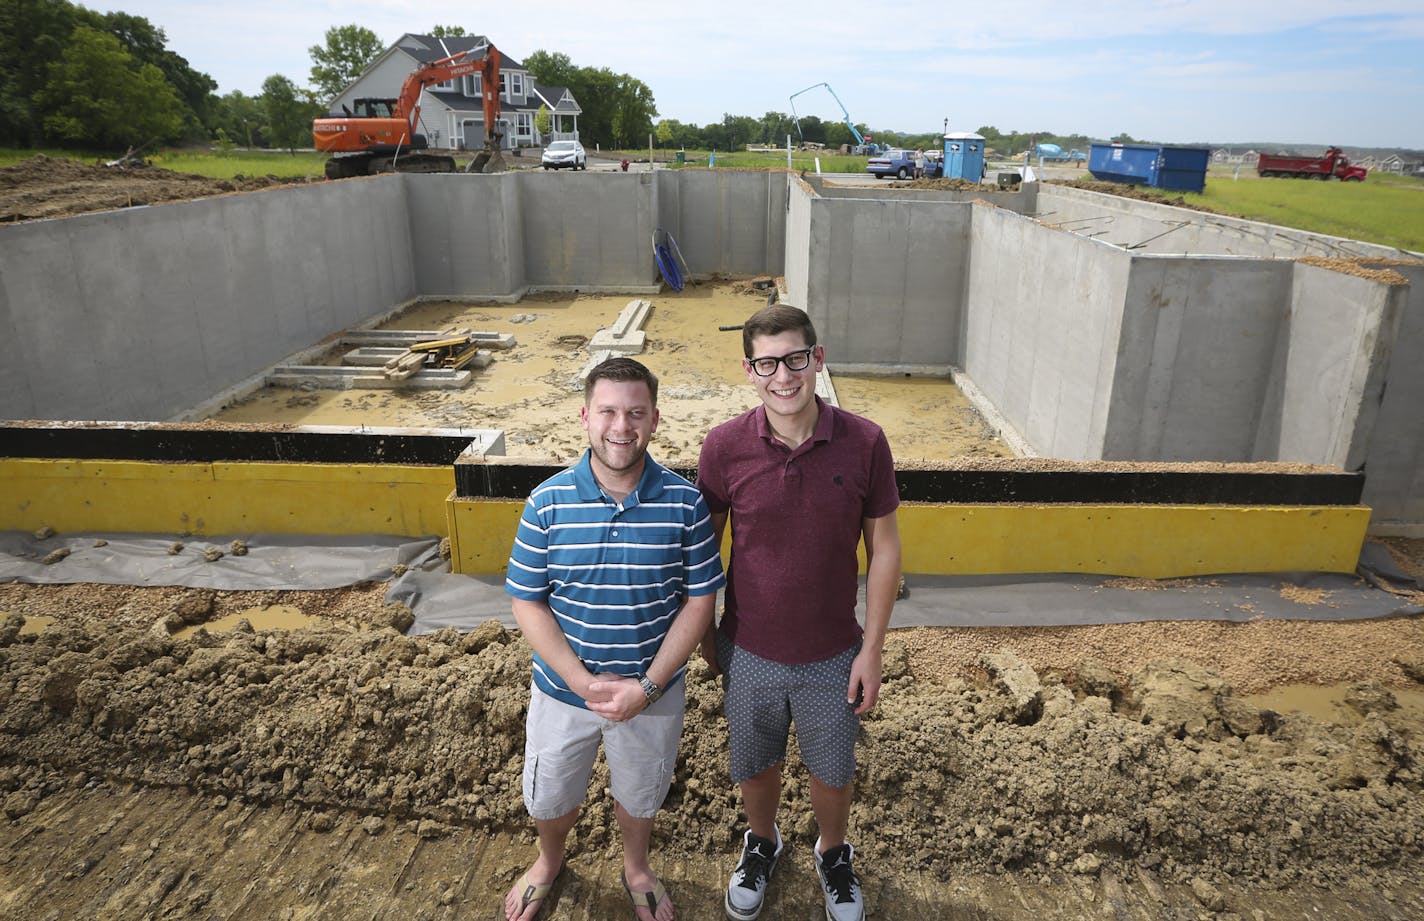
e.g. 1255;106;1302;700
505;450;725;708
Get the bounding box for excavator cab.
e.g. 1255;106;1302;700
316;43;507;179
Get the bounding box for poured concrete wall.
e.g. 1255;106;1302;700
783;177;815;313
1262;263;1404;469
800;191;971;369
1106;258;1292;461
961;208;1132;459
1036;184;1407;261
0;179;416;421
1359;263;1424;532
4;169;1424;532
405;174;525;297
655;170;787;278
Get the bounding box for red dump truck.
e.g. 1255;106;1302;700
1256;147;1367;181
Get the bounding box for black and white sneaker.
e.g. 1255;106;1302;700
724;826;783;920
813;838;864;921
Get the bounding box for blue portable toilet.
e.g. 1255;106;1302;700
943;132;986;181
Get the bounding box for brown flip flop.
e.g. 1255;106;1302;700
504;860;565;921
620;869;669;918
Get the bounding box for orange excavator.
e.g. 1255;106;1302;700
314;41;506;180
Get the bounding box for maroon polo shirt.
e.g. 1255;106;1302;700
697;397;900;664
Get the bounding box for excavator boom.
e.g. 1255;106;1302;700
315;41;505;179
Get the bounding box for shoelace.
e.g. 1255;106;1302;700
819;847;859;903
735;840;776;890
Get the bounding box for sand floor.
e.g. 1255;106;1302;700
210;281;1013;466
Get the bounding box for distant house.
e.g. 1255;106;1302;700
329;33;582;151
1380;154;1410;174
1211;148;1257;165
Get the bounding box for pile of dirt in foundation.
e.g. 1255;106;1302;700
2;601;1422;893
0;154;307;223
897;177;985;191
1045;179;1226;214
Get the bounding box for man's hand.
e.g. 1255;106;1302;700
585;676;648;722
698;630;721;677
847;646;883;715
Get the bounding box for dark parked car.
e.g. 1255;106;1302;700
866;148;941;179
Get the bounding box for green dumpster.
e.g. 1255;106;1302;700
675;151;685;165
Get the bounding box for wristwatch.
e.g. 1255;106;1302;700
638;675;663;704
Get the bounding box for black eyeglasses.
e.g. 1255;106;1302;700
747;348;814;377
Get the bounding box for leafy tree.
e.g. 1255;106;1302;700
212;90;266;148
522;50;579;92
261;74;315;151
37;24;184;149
610;74;657;147
308;24;382;101
101;10;216;139
429;25;466;37
796;115;826;146
535;104;551;137
523;52;656;149
0;0;86;145
758;111;797;147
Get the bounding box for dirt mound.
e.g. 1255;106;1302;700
898;177;985;191
1046;178;1227;214
2;606;1422;893
0;154;308;223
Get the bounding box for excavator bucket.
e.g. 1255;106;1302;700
465;140;508;174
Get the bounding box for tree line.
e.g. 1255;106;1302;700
0;0;1128;156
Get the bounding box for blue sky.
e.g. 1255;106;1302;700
110;1;1424;150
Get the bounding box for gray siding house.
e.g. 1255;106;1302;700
330;33;582;151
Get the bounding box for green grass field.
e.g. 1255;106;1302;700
1181;170;1424;254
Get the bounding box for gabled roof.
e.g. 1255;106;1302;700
394;33;525;71
530;83;582;115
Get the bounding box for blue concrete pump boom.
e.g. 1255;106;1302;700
789;82;881;153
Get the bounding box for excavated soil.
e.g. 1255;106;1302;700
0;154;307;223
3;539;1424;919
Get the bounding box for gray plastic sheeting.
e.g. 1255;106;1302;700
4;531;1419;633
0;531;443;591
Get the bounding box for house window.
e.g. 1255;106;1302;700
500;72;525;100
515;112;532;137
463;74;481;97
435;79;455;91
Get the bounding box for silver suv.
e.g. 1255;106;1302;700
541;140;587;170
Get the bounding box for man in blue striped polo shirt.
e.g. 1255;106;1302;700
503;357;724;921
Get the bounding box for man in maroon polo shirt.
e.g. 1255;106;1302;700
697;303;902;921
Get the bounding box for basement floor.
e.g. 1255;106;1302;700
205;279;1014;466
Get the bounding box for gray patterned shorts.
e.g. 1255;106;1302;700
717;629;861;787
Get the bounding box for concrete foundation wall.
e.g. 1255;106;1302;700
803;196;970;368
520;171;659;289
961;208;1131;459
1357;263;1424;531
5;170;1424;531
0;180;416;421
783;177;814;310
655;170;786;277
1036;185;1408;261
1106;258;1291;461
405;175;525;296
1261;263;1404;469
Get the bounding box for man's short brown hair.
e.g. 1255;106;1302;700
583;356;659;404
741;304;818;358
